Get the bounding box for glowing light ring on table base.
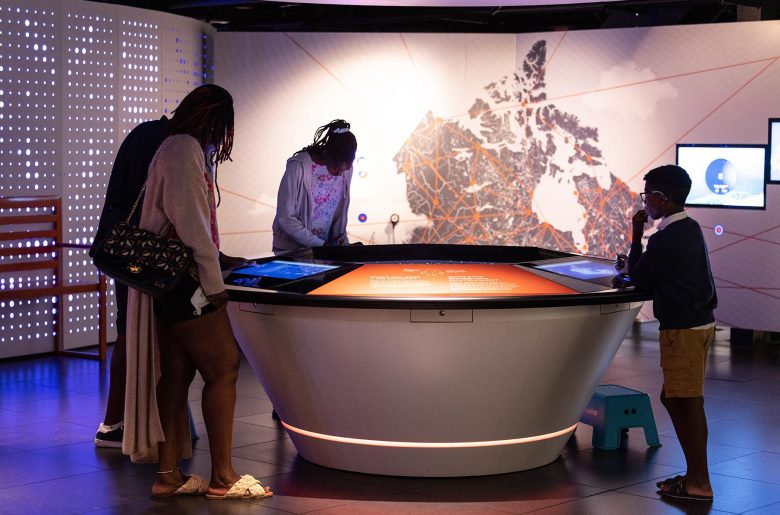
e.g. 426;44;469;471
225;245;646;477
281;420;580;447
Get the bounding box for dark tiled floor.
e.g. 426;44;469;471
1;322;780;514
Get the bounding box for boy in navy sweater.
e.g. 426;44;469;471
623;164;717;502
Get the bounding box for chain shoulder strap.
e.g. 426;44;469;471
124;139;166;224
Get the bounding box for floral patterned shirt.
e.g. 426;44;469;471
310;162;344;241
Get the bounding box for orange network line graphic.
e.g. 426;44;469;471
267;34;636;256
218;186;273;238
460;56;779;123
456;53;779;189
713;275;780;301
626;56;778;188
220;187;276;211
395;39;636;258
218;186;426;244
394;37;778;278
225;34;778;323
705;222;780;256
284;33;356;97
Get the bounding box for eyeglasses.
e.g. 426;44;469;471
639;190;666;202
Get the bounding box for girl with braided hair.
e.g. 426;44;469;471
272;119;358;252
124;84;272;500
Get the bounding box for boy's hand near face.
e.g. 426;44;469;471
632;209;648;239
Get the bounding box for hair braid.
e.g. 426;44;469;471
299;119;357;164
165;84;234;206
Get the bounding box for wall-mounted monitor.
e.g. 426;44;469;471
769;118;780;183
675;144;767;209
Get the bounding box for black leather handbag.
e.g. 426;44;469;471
91;152;194;299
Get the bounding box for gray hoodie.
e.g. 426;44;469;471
271;150;353;252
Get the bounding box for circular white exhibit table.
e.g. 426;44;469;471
225;244;647;477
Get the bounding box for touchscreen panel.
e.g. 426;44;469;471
523;257;623;289
225;259;345;291
533;259;617;280
231;260;340;280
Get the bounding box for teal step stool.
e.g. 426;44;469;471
580;384;661;450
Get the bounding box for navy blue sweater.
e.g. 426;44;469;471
90;116;168;254
628;216;717;330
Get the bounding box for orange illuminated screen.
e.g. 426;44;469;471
309;264;576;297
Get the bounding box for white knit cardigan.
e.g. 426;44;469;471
122;134;222;463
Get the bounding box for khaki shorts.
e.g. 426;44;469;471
660;327;714;398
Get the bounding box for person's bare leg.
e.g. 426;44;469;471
665;395;712;497
182;309;242;495
658;390;688;489
104;283;130;426
153;321;197;496
103;334;126;425
661;390;689;459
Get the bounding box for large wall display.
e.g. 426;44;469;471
216;22;780;332
0;0;214;357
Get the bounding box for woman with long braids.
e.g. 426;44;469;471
123;84;272;500
272;119;358;252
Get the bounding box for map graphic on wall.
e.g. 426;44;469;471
394;40;637;258
216;22;780;333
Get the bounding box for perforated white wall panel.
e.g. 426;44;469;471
0;1;61;357
0;0;214;358
61;4;116;350
160;15;215;111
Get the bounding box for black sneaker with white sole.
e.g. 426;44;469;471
94;422;124;448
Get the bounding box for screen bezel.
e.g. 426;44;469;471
532;258;619;280
224;258;357;292
520;256;624;290
769;118;780;184
675;143;767;210
230;259;341;280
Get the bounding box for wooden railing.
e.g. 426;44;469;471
0;196;107;360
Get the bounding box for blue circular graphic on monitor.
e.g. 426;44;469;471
705;158;737;195
356;156;368;178
358;213;367;223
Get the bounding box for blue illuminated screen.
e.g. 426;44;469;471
676;144;766;208
232;260;339;280
534;259;617;280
